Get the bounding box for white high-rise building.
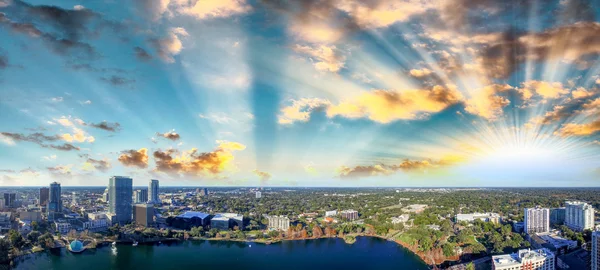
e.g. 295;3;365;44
592;231;600;270
564;201;594;232
149;179;159;204
524;207;550;234
255;191;261;199
267;215;290;231
492;248;555;270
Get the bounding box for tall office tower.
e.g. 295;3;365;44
565;201;594;232
39;187;49;206
200;188;208;197
3;193;15;208
149;179;159;203
109;176;133;225
593;231;600;270
48;182;62;221
134;189;148;203
255;191;261;199
524;206;550;234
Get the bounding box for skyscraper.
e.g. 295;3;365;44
48;182;62;221
565;201;594;232
149;179;159;204
524;206;550;234
255;191;261;199
3;193;15;208
109;176;133;225
39;187;49;206
593;231;600;270
550;207;565;225
134;189;148;204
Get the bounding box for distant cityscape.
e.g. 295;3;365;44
0;182;599;269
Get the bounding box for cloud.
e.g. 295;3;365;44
134;46;152;61
87;121;121;132
118;148;149;169
555;119;600;137
326;85;463;123
175;0;252;20
153;140;246;177
0;131;80;150
337;156;465;179
520;81;569;100
0;52;7;69
464;84;512;120
47;164;73;178
150;27;188;63
42;154;57;161
156;130;181;141
252;169;272;181
133;0;171;20
60;127;94;143
278;98;331;124
409;68;432;77
293;44;345;73
100;75;135;87
80;100;92;105
571;87;593;99
83;158;111;172
479;22;600;79
51;96;63;102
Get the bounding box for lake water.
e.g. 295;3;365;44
15;237;429;270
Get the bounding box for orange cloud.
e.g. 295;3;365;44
176;0;251;19
156;130;181;141
520;81;568;100
278;98;330;124
555;119;600;137
252;169;272;181
338;155;467;178
409;68;432;77
326;85;463;123
118;148;149;169
153;141;246;177
464;84;512;120
293;44;345;73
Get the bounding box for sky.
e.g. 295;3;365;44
0;0;599;187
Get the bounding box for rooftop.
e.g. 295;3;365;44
177;211;210;219
493;248;554;267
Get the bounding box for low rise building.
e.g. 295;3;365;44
529;232;577;255
492;248;555;270
211;213;243;230
0;212;13;232
173;211;211;229
54;221;71;234
19;211;42;222
455;212;501;224
391;214;410;224
325;210;337;217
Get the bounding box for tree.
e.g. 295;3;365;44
312;226;323;238
268;230;280;239
465;262;475;270
442;243;455;257
0;239;9;264
8;230;25;249
27;231;41;244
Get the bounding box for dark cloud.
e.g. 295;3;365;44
134;46;152;61
118;148;148;169
87;121;121;132
101;75;135;87
47;143;79;151
86;158;111;172
47;165;71;178
0;52;7;69
0;131;80;151
0;169;16;173
480;22;600;79
156;130;180;141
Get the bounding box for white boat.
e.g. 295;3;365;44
249;244;251;247
132;241;138;247
111;242;116;248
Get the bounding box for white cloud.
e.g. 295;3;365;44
42;155;57;161
51;97;63;102
73;5;84;10
0;134;15;145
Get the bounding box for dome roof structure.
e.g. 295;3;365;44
69;240;85;253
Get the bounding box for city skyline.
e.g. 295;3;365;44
1;0;600;187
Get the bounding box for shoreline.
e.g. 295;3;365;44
15;234;434;268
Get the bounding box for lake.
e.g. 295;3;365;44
15;237;429;270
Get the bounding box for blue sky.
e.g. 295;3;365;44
0;0;599;187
